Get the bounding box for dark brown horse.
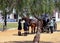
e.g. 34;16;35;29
30;19;37;33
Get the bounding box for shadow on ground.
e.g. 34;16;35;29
13;33;28;36
13;33;35;36
56;30;60;32
13;34;19;36
0;41;53;43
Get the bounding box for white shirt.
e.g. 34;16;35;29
49;19;54;26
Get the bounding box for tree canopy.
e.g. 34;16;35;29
0;0;59;16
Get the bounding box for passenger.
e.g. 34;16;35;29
18;19;22;36
47;17;54;33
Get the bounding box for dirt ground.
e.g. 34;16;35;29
0;22;60;43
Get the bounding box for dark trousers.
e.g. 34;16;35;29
18;22;22;36
47;26;53;33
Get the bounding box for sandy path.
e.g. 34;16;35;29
0;22;60;43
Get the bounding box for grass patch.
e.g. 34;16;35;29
0;22;18;29
0;23;3;28
7;22;18;29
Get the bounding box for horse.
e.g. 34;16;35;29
30;19;37;33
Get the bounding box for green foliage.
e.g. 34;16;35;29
49;0;55;15
55;0;60;11
0;0;56;16
0;0;3;10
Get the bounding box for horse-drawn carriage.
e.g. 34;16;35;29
18;16;57;36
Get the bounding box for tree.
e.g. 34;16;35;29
30;0;55;43
49;0;55;15
0;0;13;30
55;0;60;11
2;0;10;30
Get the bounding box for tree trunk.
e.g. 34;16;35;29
3;11;7;31
33;26;40;43
16;11;18;22
33;15;41;43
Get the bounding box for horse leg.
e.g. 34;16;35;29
33;27;36;33
31;27;34;34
